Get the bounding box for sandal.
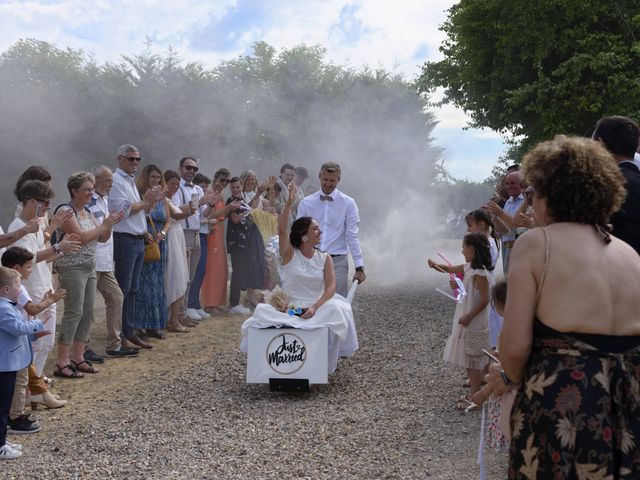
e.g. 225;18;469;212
146;330;166;340
167;323;190;333
455;398;479;413
70;360;99;374
53;363;84;379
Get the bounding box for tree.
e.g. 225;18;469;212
0;39;446;238
416;0;640;161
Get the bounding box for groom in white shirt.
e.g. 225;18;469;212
297;162;366;296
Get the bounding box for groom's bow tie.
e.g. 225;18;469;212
320;195;333;202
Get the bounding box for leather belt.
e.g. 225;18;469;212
330;254;346;258
114;232;145;240
503;241;515;249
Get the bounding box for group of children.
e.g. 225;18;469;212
428;209;511;452
0;247;66;459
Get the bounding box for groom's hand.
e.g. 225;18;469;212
353;269;366;284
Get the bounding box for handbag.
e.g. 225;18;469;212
464;328;489;357
143;215;161;263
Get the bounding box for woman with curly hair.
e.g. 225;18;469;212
485;135;640;478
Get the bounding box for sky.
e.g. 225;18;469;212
0;0;505;181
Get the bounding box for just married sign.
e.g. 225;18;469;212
246;327;329;384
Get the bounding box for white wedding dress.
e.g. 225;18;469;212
240;249;359;373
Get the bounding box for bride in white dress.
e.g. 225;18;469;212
240;182;358;373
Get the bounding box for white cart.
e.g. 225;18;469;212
246;326;330;391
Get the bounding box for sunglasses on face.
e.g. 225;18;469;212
121;156;141;162
219;178;230;184
183;165;198;172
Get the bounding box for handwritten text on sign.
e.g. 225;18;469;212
266;333;307;374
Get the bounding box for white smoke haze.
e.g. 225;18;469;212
0;39;468;287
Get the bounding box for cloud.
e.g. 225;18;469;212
0;0;506;179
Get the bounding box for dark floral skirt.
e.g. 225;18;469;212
509;319;640;479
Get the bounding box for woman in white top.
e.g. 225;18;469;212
163;170;197;332
240;182;358;373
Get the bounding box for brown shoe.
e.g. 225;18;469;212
125;335;153;349
179;318;198;328
121;338;142;350
167;323;190;333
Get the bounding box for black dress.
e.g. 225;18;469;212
226;196;267;304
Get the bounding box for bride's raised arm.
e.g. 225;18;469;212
278;181;297;264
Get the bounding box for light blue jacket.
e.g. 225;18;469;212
0;296;44;372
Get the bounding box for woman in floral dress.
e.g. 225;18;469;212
489;135;640;479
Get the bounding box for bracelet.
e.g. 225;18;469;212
500;369;513;386
52;243;64;256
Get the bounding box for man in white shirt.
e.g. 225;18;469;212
487;170;524;276
108;144;164;349
275;163;296;214
88;165;138;358
172;157;214;321
297;162;366;297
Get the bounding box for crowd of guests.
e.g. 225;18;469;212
0;147;367;460
430;115;640;478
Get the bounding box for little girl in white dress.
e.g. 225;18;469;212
428;232;494;401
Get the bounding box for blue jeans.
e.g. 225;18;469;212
188;233;208;309
113;234;145;338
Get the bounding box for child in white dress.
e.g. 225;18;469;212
465;209;502;349
428;233;494;400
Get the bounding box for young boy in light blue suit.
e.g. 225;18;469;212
0;266;49;460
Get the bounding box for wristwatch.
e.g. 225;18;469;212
355;266;365;273
52;243;64;256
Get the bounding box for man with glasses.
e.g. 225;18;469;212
485;170;525;275
173;157;214;322
109;144;164;350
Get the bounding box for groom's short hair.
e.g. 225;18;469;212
320;162;341;175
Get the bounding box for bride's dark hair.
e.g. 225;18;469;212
290;217;313;248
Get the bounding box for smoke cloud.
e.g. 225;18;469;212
0;39;450;285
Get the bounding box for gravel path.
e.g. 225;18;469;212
2;284;507;479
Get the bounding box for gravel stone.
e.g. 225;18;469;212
2;283;506;479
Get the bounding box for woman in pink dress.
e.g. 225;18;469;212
201;169;240;314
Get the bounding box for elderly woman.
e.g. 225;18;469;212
133;165;170;340
487;136;640;478
53;172;122;378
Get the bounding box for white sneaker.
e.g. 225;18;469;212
0;444;22;460
5;441;22;451
197;309;210;319
229;305;251;315
185;308;202;321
